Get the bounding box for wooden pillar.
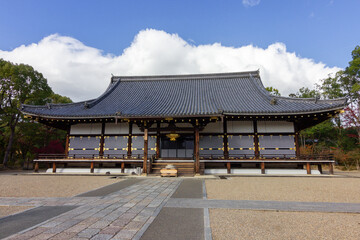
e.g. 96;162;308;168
143;127;148;174
294;122;301;159
194;127;200;174
34;162;39;172
52;162;56;173
99;122;105;158
156;122;160;159
90;162;94;173
306;162;311;174
329;163;334;175
261;162;265;174
127;122;133;158
318;164;323;174
253;120;260;159
223;118;229;159
227;162;231;174
64;126;70;157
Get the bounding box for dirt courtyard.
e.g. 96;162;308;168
0;174;120;217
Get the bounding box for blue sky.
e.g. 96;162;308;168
0;0;359;100
1;0;358;68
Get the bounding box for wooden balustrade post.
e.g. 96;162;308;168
121;162;125;173
52;162;56;173
306;162;311;174
261;162;265;174
90;162;94;173
227;162;231;174
329;163;334;175
34;162;39;172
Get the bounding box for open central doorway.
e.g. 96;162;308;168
160;135;194;159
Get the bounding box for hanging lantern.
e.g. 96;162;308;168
166;133;180;141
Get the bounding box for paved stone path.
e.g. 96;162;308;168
1;178;181;240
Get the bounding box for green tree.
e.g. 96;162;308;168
289;87;318;98
265;86;281;96
0;59;52;166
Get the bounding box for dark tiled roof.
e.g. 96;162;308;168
21;71;347;118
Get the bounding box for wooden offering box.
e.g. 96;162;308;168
160;168;178;177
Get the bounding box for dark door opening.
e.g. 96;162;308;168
160;135;194;158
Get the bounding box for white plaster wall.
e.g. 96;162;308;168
257;121;294;133
175;123;193;128
227;121;253;133
105;122;129;134
70;123;102;134
132;124;143;134
202;121;223;133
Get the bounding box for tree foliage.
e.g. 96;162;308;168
295;46;360;170
0;59;71;167
265;86;281;96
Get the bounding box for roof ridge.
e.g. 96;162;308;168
111;70;260;82
275;96;347;104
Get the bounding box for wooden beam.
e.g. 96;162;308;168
223;118;229;160
306;162;311;174
195;127;200;174
329;163;334;175
261;162;265;174
156;122;160;159
127;122;133;158
99;122;105;157
253;121;260;159
90;162;94;173
52;162;56;173
143;127;148;174
34;162;39;172
227;162;231;174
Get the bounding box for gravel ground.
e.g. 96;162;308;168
210;209;360;240
335;170;360;178
205;176;360;203
0;175;120;197
0;206;33;218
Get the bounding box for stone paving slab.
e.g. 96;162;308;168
171;179;203;199
0;206;76;239
166;198;360;213
140;207;204;240
77;179;144;197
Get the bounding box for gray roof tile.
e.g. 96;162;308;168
21;71;347;118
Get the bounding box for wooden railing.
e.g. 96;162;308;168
199;153;334;160
37;153;151;160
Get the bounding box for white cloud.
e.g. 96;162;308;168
0;29;340;101
242;0;261;7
